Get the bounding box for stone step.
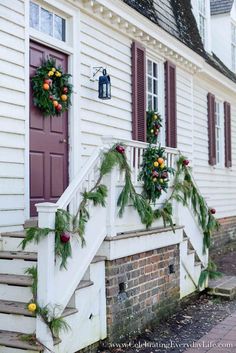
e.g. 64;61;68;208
208;275;236;299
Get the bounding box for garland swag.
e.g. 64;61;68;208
21;144;153;268
21;145;219;270
32;58;73;117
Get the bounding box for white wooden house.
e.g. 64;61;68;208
0;0;236;352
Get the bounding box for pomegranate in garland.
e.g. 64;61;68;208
162;171;168;179
116;145;125;154
183;159;190;166
60;232;70;243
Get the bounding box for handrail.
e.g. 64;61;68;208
56;147;102;210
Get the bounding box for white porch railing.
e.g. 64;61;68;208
35;137;179;350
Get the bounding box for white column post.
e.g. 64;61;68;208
35;202;58;353
104;166;117;237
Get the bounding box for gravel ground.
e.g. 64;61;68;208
100;250;236;353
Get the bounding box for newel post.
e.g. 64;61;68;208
101;136;117;237
35;202;58;352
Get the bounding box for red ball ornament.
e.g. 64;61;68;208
56;104;62;112
183;159;190;166
60;232;70;243
63;87;68;94
210;208;216;215
116;145;125;154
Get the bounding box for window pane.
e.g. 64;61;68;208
148;77;152;93
153;79;158;95
153;63;157;78
30;2;39;30
148;95;152;110
154;96;158;112
54;15;66;41
41;8;53;37
148;60;152;76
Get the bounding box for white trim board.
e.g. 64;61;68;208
97;227;183;260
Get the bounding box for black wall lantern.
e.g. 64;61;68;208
92;67;111;100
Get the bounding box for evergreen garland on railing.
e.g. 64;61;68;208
21;144;152;268
21;144;219;270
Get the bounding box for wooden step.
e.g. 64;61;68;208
0;251;37;261
1;232;25;238
0;274;32;287
91;255;106;264
0;330;60;351
24;219;38;229
76;280;94;290
0;299;78;318
0;330;42;351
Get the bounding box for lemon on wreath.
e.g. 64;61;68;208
153;114;158;120
55;71;62;77
28;303;37;312
159;179;164;184
153;161;159;167
48;71;54;76
160;163;165;169
61;94;68;101
51;68;56;72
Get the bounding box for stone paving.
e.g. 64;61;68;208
208;276;236;300
184;310;236;353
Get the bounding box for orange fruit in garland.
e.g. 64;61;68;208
53;100;59;107
157;157;164;165
43;83;50;90
61;94;68;102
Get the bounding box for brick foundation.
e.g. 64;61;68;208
212;216;236;251
105;245;180;342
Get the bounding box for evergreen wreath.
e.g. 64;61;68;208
147;111;162;144
139;145;175;203
31;58;73;117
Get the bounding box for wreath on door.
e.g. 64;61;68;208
31;58;73;117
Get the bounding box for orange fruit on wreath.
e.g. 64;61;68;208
53;100;59;107
43;83;50;90
61;94;68;101
157;157;164;165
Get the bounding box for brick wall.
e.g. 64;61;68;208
212;216;236;251
105;245;180;342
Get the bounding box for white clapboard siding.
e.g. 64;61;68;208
80;13;132;157
176;68;193;158
0;0;26;231
192;77;236;218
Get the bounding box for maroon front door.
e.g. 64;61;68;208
30;41;69;216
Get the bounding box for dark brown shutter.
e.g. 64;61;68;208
207;93;216;166
131;41;146;141
224;101;232;168
165;61;177;148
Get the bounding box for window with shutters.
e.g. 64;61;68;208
215;100;224;166
146;57;165;145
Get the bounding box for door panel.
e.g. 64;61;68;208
29;41;69;216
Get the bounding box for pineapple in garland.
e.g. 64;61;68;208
139;145;175;204
147;111;162;144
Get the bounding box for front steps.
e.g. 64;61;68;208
0;231;106;352
180;234;202;298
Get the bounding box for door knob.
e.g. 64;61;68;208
59;138;67;144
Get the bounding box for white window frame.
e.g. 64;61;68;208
231;23;236;72
198;0;206;46
146;55;165;146
215;100;225;167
